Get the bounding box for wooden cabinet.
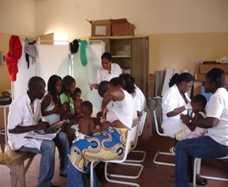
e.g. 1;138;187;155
90;36;149;95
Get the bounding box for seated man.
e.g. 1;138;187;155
7;76;69;187
175;68;228;187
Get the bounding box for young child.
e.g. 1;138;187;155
60;75;76;119
77;101;97;136
72;87;83;117
176;95;208;141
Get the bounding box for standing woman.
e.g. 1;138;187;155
67;78;135;187
162;73;194;138
90;52;122;90
41;75;63;124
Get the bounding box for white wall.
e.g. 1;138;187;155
1;0;228;37
0;0;35;35
34;0;228;38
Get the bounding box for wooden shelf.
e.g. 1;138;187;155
112;55;131;58
90;35;148;40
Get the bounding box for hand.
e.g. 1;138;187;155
36;122;50;130
53;105;62;114
180;114;190;124
90;84;97;90
101;108;108;119
185;103;192;110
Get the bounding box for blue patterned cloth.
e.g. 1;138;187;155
68;127;127;172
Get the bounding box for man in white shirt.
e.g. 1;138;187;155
8;77;69;187
175;68;228;187
90;52;122;90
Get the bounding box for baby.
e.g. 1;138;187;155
176;95;208;141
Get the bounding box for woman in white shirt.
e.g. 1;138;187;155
90;52;122;90
162;73;194;138
67;78;135;187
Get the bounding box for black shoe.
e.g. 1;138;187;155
60;173;67;178
60;170;67;178
193;175;208;186
51;184;59;187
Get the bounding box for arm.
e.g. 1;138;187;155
191;116;219;129
167;106;186;117
41;94;53;116
99;120;125;130
9;121;49;134
181;113;219;131
90;83;98;90
101;88;124;111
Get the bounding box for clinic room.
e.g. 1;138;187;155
0;0;228;187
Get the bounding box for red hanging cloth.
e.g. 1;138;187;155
5;35;22;81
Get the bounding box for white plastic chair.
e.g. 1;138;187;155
126;111;147;163
152;109;175;167
193;156;228;187
89;124;144;187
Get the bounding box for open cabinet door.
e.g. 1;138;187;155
131;37;149;96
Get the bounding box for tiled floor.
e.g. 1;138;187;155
0;135;227;187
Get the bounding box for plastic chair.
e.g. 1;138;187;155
89;124;144;187
193;156;228;187
126;111;147;163
152;109;175;167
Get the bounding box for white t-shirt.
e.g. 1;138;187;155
162;84;190;138
106;89;135;129
134;85;146;113
206;88;228;146
96;63;122;83
7;94;43;150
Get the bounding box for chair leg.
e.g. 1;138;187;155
194;158;228;183
107;162;143;179
200;175;228;182
104;162;141;187
153;151;175;167
16;163;26;187
90;161;94;187
126;150;147;163
9;165;17;187
24;156;34;174
193;158;201;187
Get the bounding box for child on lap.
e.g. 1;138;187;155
176;95;208;141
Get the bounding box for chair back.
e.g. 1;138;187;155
153;109;166;137
137;111;147;136
122;123;138;161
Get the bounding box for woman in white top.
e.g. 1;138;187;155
162;73;194;138
67;78;135;187
41;75;63;124
90;52;122;90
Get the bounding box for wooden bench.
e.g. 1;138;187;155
0;146;35;187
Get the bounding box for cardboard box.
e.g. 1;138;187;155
111;19;135;36
199;64;228;74
90;20;112;37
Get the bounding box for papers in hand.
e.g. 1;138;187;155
26;129;60;140
25;120;67;140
